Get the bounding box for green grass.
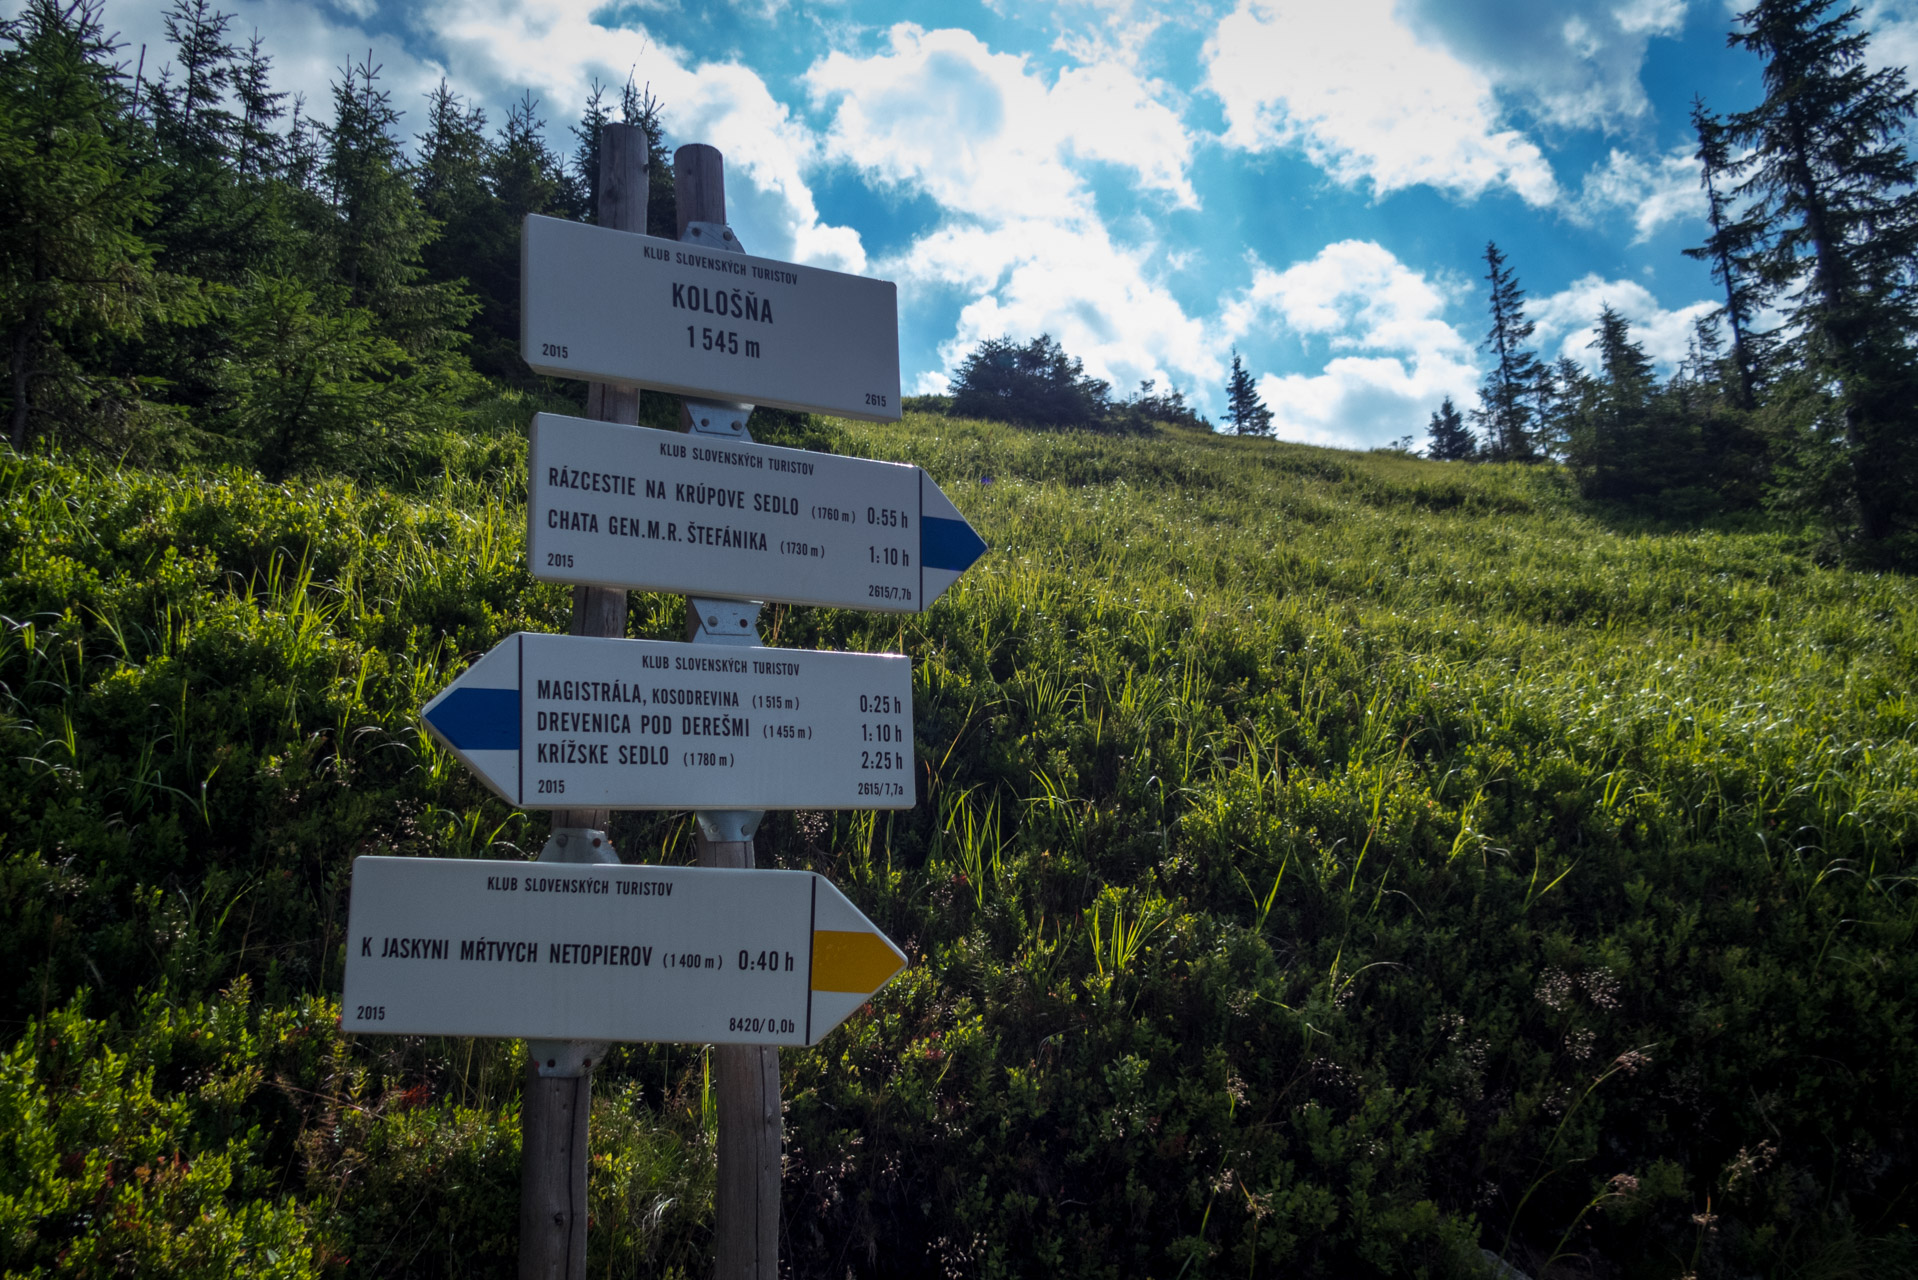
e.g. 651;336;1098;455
1;408;1914;1278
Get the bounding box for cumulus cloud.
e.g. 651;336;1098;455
807;24;1214;398
900;218;1217;399
806;24;1195;216
1398;0;1690;129
1203;0;1558;206
1530;274;1717;370
1573;145;1703;240
1863;0;1918;77
1225;241;1482;449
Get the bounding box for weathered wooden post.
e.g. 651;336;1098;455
518;120;648;1280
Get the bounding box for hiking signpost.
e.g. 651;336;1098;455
338;131;982;1280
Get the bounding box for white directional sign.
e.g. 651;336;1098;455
520;215;900;422
342;857;906;1046
420;632;914;810
529;412;986;612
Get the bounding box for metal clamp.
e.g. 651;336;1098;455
683;220;742;252
526;1038;611;1078
538;827;620;865
684;398;754;438
688;597;762;645
695;810;764;843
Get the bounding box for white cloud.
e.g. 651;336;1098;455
1863;0;1918;77
1203;0;1559;206
1573;145;1702;240
1226;241;1482;449
1399;0;1690;129
806;24;1213;400
806;24;1196;216
897;219;1217;399
1530;274;1717;370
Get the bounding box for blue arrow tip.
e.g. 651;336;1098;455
424;687;520;751
922;516;987;573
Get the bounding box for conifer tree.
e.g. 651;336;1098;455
571;79;613;222
1727;0;1918;554
1425;396;1474;460
152;0;235;161
1470;242;1542;461
951;334;1111;426
414;80;493;307
230;30;285;177
0;0;166;449
1685;100;1772;409
320;54;471;355
1224;350;1273;436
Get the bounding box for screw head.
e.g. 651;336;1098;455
707;616;717;627
699;416;710;426
546;1058;556;1068
738;618;748;627
723;229;733;240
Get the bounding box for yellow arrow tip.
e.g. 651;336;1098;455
811;929;904;994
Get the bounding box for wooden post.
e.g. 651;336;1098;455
518;121;648;1280
677;141;784;1280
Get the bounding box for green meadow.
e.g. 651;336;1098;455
2;407;1914;1278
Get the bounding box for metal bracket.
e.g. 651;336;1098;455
688;597;762;645
680;221;754;438
537;827;620;865
685;398;754;438
526;1038;611;1078
695;810;764;843
683;220;741;251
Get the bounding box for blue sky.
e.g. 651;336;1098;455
100;0;1917;447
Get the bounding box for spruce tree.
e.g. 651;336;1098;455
0;0;166;449
230;30;285;177
1727;0;1918;554
413;80;494;329
1685;100;1772;409
1224;350;1273;436
320;54;471;355
1470;242;1543;461
152;0;235;161
1425;396;1474;460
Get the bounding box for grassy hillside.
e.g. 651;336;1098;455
1;408;1914;1279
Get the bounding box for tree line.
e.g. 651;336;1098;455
0;0;677;479
1431;0;1917;565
